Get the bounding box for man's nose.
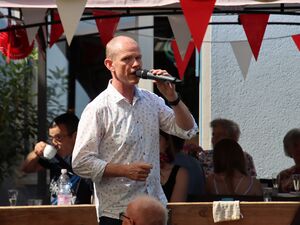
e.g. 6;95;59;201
132;58;141;67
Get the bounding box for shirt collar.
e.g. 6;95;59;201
107;80;142;105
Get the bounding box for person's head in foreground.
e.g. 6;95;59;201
120;195;168;225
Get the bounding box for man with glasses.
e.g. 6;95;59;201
119;195;168;225
22;112;93;204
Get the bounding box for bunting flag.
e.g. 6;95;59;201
56;0;87;45
180;0;216;52
168;15;191;60
22;8;47;45
93;10;121;47
171;39;195;79
292;34;300;51
0;24;34;62
230;41;253;80
49;11;64;47
239;14;269;61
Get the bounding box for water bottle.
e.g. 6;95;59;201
57;169;73;205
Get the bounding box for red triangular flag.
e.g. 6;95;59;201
180;0;216;52
0;24;34;63
93;10;121;47
239;14;269;61
171;40;195;80
292;34;300;51
49;11;64;48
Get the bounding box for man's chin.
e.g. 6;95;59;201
129;76;140;84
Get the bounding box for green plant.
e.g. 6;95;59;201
0;48;68;183
0;50;38;182
47;66;68;126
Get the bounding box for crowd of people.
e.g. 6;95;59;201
20;35;299;225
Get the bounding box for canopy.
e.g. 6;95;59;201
0;0;299;8
0;0;299;62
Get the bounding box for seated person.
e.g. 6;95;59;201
205;139;262;196
174;142;206;197
120;195;168;225
199;118;257;177
160;131;189;202
278;128;300;193
22;113;93;204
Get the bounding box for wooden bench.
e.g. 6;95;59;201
0;205;98;225
168;202;300;225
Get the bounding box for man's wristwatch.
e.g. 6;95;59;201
168;94;181;106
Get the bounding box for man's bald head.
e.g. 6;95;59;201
125;195;168;225
106;36;139;60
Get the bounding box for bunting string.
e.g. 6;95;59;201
121;30;299;43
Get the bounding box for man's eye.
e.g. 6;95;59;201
123;56;132;62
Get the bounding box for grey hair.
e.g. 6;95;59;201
210;118;241;141
283;128;300;158
127;195;168;225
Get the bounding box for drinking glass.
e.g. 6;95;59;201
292;174;300;192
263;187;273;202
272;173;279;189
8;189;18;206
121;162;132;188
27;199;43;205
272;173;279;195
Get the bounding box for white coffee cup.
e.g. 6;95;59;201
43;144;57;159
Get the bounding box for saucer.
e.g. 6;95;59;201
289;191;300;196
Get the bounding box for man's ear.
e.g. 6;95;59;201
104;58;114;72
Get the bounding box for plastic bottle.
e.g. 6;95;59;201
57;169;73;205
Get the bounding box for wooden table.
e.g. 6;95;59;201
168;202;300;225
0;205;98;225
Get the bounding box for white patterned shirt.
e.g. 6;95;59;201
72;82;198;219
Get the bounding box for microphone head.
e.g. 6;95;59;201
135;69;184;84
135;69;148;78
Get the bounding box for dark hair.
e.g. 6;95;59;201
159;130;176;162
49;113;79;135
283;128;300;158
213;139;247;176
213;139;247;194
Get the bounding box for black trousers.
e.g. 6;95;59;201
99;216;122;225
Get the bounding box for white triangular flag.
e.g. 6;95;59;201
168;15;191;59
22;8;47;45
56;0;87;45
230;41;252;80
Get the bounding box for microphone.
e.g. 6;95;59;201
135;69;183;84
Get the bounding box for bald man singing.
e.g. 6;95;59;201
72;35;198;225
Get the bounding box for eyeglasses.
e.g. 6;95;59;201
119;212;134;224
48;134;70;143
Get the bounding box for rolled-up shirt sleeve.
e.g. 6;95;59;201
72;103;107;183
